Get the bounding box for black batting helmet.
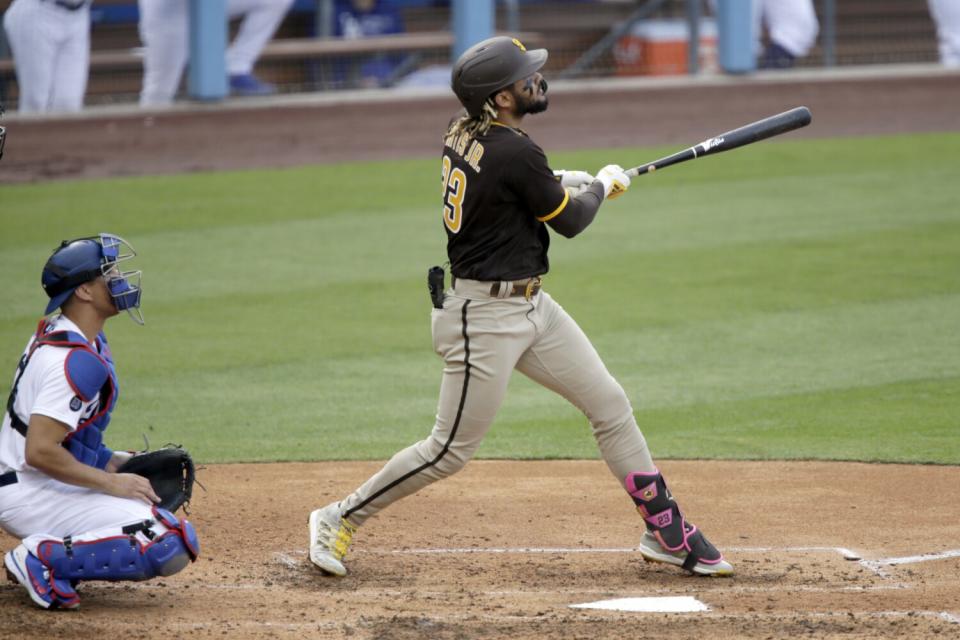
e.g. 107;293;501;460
451;36;548;117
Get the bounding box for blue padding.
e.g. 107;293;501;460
93;413;112;430
109;278;141;311
65;425;107;468
22;551;78;607
153;507;200;560
145;532;193;577
89;5;140;25
39;532;193;582
64;427;105;468
182;519;200;560
153;507;179;529
95;444;114;469
65;349;108;402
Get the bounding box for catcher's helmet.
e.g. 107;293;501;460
451;36;548;117
42;233;143;323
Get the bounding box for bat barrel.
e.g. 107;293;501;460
625;106;812;177
737;106;812;142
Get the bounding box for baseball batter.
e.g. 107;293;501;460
309;36;732;578
2;0;92;113
1;235;199;610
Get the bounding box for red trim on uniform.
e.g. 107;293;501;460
49;578;79;601
142;530;180;554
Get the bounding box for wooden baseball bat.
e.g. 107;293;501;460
625;106;812;177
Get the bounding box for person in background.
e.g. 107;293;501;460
927;0;960;67
137;0;294;106
334;0;405;88
2;0;92;113
754;0;819;69
708;0;819;70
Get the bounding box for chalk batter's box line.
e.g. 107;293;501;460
279;545;960;577
375;545;960;577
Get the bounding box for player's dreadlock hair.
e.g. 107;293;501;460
444;97;498;141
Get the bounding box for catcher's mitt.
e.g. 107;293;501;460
116;445;195;513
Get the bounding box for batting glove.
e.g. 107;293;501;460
554;169;596;197
596;164;631;200
553;169;595;189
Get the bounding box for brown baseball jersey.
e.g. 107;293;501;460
441;123;569;281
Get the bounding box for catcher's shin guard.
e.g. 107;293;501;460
625;470;733;576
33;507;199;584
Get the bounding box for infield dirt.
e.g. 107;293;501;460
1;460;959;639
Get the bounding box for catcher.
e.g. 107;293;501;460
0;234;199;610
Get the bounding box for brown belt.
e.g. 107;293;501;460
490;276;542;300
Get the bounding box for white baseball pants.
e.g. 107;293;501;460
0;469;155;546
2;0;90;113
137;0;293;106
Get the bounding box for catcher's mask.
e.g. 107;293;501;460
42;233;144;324
451;36;548;117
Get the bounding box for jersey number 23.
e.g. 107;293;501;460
441;155;467;233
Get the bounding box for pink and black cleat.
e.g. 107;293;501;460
626;470;734;576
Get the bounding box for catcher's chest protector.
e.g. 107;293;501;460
5;321;118;467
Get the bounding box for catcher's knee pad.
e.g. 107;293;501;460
35;509;200;583
153;506;200;563
625;469;723;567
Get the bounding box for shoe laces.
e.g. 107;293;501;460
316;515;357;560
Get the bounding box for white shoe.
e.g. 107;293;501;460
308;503;357;577
5;544;80;609
639;531;734;576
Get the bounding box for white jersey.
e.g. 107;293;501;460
0;316;100;474
0;316;155;547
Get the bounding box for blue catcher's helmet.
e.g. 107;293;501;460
41;233;143;324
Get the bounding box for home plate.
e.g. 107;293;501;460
570;596;709;613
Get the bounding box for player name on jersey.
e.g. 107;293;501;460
443;131;484;173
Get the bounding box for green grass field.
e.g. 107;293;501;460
1;132;958;464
